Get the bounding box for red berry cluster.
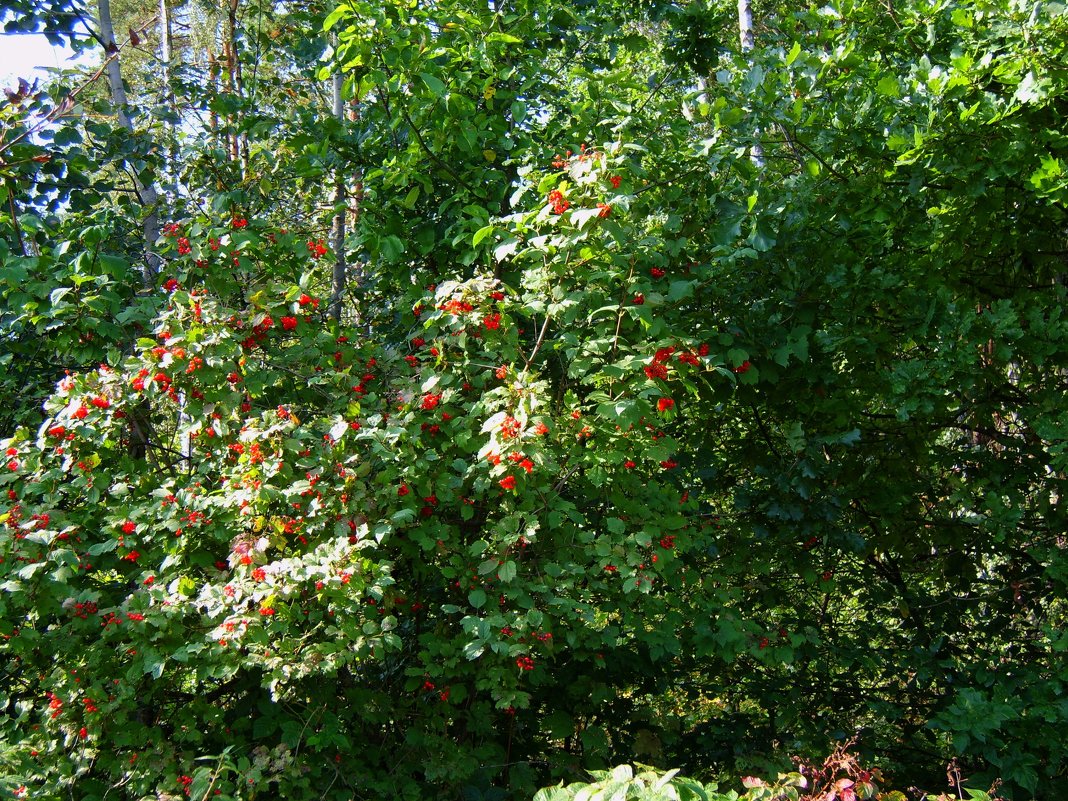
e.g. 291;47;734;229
547;189;570;214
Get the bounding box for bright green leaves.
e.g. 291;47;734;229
534;764;734;801
419;72;447;97
322;3;352;32
1029;155;1068;205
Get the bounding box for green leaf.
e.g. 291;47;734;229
419;72;447;97
381;235;406;261
323;4;349;31
49;287;72;305
876;75;900;97
473;225;496;247
498;560;517;582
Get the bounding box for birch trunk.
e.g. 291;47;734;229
327;63;348;322
737;0;764;165
97;0;162;287
159;0;177;194
225;0;248;176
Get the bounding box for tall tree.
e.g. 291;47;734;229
97;0;162;286
327;37;347;321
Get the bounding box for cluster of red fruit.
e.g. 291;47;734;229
547;189;570;214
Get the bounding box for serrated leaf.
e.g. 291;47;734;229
494;238;519;261
876;75;900;97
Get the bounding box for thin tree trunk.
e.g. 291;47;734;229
234;4;249;175
737;0;763;165
737;0;755;50
97;0;162;288
328;61;347;322
223;43;237;162
208;52;221;157
225;0;247;176
7;178;31;257
159;0;177;194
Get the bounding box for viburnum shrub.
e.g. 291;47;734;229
0;144;764;799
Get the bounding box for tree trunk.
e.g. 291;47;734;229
327;63;348;322
737;0;755;50
225;0;248;176
208;52;222;159
97;0;162;288
737;0;763;165
158;0;177;194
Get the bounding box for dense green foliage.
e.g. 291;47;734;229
1;0;1067;798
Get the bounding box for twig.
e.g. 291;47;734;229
633;167;702;196
610;262;635;360
635;64;678;117
553;462;582;493
775;122;851;181
198;754;226;801
292;704;327;760
1;14;156;158
748;401;783;461
523;312;552;373
374;48;486;200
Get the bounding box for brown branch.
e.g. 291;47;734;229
0;55;116;157
523;313;552;374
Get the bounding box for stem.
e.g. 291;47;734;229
198;755;225;801
610;262;635;360
748;402;783;461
